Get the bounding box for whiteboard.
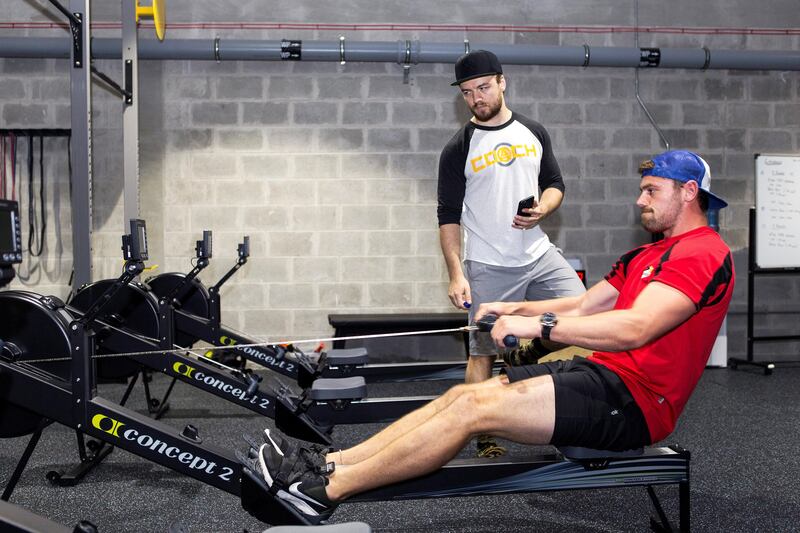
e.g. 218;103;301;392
755;154;800;268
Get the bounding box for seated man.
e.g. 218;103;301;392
252;150;734;524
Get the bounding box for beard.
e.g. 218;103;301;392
640;211;668;233
470;97;503;122
640;199;682;234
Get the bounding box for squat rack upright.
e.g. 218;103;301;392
45;0;157;289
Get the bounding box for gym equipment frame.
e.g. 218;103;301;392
239;441;691;532
145;236;504;387
64;232;433;434
0;221;245;501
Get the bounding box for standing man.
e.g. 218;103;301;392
437;50;585;457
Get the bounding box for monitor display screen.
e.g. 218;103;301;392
137;223;148;256
0;209;16;254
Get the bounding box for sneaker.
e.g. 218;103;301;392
476;436;507;458
261;429;332;470
257;436;337;524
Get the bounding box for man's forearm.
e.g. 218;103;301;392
439;224;464;280
537;187;564;218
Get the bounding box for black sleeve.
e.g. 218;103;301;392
514;115;565;194
437;127;471;226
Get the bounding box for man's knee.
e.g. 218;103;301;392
448;382;507;432
443;376;503;401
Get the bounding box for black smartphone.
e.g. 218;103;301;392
516;195;537;216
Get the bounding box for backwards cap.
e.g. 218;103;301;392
640;150;728;210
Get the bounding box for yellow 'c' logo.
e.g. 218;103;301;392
173;361;196;377
91;414;125;437
219;336;238;346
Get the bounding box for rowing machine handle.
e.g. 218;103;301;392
475;314;518;348
245;372;263;397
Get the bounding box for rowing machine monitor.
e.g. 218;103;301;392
0;200;22;265
121;219;149;262
238;235;250;261
476;314;518;348
196;230;212;260
0;200;22;288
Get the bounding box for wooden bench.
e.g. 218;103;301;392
328;313;469;362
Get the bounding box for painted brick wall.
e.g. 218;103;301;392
2;2;799;358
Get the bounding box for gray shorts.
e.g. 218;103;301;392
464;246;586;356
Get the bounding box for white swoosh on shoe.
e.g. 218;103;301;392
279;486;323;517
257;444;275;487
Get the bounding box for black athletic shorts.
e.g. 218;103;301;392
505;357;651;451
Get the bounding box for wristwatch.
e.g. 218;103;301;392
539;312;558;341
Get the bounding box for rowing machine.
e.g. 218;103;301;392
0;220;246;500
240;443;690;531
144;233;505;387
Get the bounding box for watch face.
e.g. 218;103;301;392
541;312;557;326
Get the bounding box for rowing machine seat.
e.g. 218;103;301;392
310;377;367;401
558;446;644;469
324;348;369;367
558;446;644;460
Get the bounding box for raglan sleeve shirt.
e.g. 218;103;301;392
592;227;735;442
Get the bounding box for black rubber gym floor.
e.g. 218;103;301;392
2;364;798;532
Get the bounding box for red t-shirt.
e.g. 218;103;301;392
590;226;734;442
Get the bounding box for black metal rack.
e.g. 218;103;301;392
729;207;800;375
0;129;71;137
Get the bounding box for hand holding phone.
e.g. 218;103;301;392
516;195;538;216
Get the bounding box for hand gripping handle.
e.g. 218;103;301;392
474;314;519;348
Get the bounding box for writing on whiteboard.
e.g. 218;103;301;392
756;155;800;268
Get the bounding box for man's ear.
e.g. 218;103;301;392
683;180;700;202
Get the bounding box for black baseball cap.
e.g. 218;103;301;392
451;50;503;86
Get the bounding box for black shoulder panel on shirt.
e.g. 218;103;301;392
652;242;678;278
606;245;650;281
511;112;564;194
437;124;475;226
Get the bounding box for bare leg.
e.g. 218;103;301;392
330;377;503;465
326;374;556;501
465;355;503;455
465;354;494;384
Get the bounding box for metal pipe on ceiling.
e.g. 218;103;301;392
1;37;799;70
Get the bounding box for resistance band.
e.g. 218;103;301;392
26;135;46;257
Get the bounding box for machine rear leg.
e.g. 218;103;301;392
647;483;690;532
679;479;690;532
141;370;174;419
46;430;114;487
1;419;49;502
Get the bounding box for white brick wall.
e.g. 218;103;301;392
3;1;800;358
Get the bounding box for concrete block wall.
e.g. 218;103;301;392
2;1;800;358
